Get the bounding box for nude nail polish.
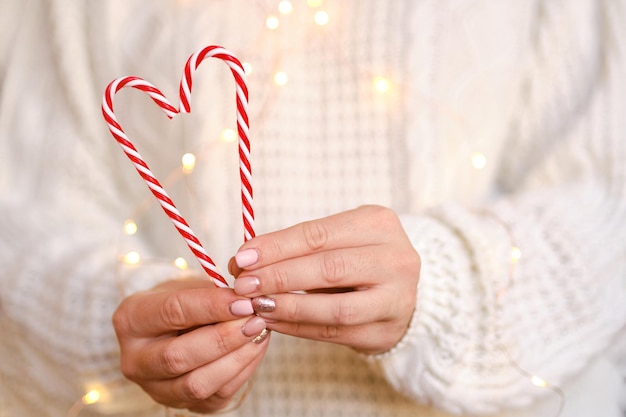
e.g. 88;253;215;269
235;249;259;268
229;299;254;316
241;316;266;337
234;276;260;296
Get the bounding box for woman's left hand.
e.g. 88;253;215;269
229;205;421;354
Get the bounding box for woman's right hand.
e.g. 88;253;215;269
112;277;270;414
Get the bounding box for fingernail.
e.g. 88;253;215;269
228;256;244;278
252;296;276;313
229;299;254;316
234;276;260;296
235;249;259;268
241;316;266;337
252;328;271;344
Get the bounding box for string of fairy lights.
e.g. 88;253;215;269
65;0;565;415
485;210;566;415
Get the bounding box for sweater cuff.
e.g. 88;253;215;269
360;210;484;413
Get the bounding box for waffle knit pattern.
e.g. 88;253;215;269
1;1;625;416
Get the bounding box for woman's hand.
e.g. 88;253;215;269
112;278;270;413
229;205;420;355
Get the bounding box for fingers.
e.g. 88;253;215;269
113;277;272;414
143;331;270;412
251;286;414;353
253;289;397;327
113;280;250;337
253;285;415;353
228;206;420;354
266;316;403;354
187;346;267;414
128;316;268;380
234;245;387;296
234;205;400;270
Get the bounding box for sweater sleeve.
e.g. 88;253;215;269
0;2;184;415
373;1;626;414
0;202;181;416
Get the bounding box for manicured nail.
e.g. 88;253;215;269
235;249;259;268
228;256;244;278
234;276;260;296
229;299;254;316
252;328;271;344
241;316;266;337
252;296;276;313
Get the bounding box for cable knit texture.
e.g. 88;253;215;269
1;1;625;416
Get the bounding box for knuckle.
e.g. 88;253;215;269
285;297;299;321
180;374;212;402
321;252;347;285
302;220;328;251
228;344;252;369
111;305;131;335
112;295;143;336
119;357;138;381
273;266;290;293
212;326;231;357
319;324;340;340
268;237;284;262
332;298;359;326
160;293;187;328
160;342;189;376
289;321;303;337
410;249;422;272
213;385;239;402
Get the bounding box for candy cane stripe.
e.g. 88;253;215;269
102;46;253;287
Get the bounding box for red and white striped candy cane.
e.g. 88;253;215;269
180;46;254;242
101;46;254;288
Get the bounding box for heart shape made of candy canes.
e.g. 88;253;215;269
101;45;253;288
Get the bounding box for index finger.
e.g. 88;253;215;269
234;205;398;270
113;282;251;338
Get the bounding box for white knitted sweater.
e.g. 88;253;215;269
1;1;625;416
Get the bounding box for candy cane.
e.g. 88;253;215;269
101;46;254;288
180;46;254;242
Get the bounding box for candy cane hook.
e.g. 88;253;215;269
101;46;254;288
